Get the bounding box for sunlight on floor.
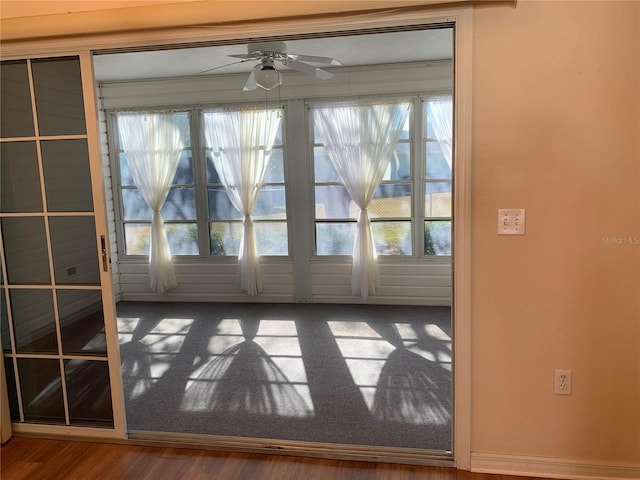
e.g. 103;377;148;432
180;318;313;417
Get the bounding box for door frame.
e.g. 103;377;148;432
0;5;472;468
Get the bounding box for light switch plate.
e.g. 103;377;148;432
498;209;526;235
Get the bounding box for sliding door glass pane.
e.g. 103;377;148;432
31;57;86;136
1;290;10;352
1;217;51;284
57;289;106;355
49;216;100;285
10;289;57;353
3;358;19;420
65;359;113;427
0;61;34;138
18;358;65;423
41;139;93;212
0;142;43;213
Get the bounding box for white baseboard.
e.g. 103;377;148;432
471;452;640;480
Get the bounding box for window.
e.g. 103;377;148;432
312;104;413;256
117;112;199;256
113;108;289;259
205;110;288;256
423;97;453;256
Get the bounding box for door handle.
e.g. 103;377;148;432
100;235;109;272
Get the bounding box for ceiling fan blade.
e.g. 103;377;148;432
229;53;259;59
191;58;254;76
288;54;341;66
242;66;259;91
288;60;334;80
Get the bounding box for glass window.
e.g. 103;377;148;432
424;96;453;256
116;112;198;256
205;111;288;257
312;104;412;256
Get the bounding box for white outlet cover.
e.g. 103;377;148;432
498;209;526;235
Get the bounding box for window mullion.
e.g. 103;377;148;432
192;109;209;258
414;97;425;258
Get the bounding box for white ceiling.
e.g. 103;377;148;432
92;27;453;82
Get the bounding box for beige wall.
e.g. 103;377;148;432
472;0;640;463
1;0;639;466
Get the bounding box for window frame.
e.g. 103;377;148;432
307;95;453;261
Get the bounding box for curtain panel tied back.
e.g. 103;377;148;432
315;102;410;299
204;109;282;295
117;113;189;294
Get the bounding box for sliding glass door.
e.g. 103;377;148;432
0;53;124;436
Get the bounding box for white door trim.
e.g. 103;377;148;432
1;5;474;467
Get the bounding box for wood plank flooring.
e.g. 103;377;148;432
1;437;550;480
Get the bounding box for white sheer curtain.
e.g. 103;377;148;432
426;97;453;169
117;113;188;294
203;109;281;295
314;102;410;299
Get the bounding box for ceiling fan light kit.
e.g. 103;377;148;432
227;41;340;92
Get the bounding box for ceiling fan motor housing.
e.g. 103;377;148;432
248;41;287;57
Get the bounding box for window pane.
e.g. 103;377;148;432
372;221;412;255
10;289;57;353
32;57;86;136
163;188;196;220
175;112;191;148
123;188;196;221
315;185;354;219
57;289;106;355
425;141;452;179
208;187;242;220
123;223;197;256
2;217;51;285
121;189;150;220
49;216;100;285
370;184;412;218
425;182;452;218
424;220;452;256
119;152;134;186
314;146;340;182
41;139;93;212
173;151;193;185
124;224;150;255
18;358;65;423
167;224;198;255
255;222;288;256
210;222;241;256
0;60;35;138
315;222;356;255
263;147;284;183
253;186;287;220
65;359;114;427
383;142;411;181
1;141;43;213
205;150;220;184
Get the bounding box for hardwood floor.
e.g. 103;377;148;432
1;437;550;480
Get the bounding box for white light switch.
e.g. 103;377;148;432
498;209;526;235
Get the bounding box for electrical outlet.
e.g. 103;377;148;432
554;369;572;395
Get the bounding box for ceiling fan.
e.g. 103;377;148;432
205;41;340;91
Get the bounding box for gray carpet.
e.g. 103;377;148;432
116;302;452;451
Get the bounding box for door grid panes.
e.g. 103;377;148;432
0;57;114;428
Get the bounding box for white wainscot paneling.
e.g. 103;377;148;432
118;261;295;303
